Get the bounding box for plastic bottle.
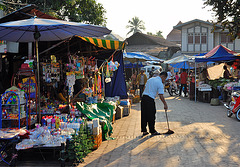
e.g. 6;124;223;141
51;116;56;129
41;116;46;126
47;116;51;129
55;116;60;129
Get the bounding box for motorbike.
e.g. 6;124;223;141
165;78;179;96
224;91;240;121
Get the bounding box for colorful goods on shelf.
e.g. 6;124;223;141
18;77;36;99
223;82;239;91
40;113;84;130
1;87;27;119
24;60;34;69
40;102;67;115
5;86;25;104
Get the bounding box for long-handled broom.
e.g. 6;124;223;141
163;109;174;134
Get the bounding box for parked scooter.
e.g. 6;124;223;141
224;91;240;121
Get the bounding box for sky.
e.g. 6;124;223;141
97;0;215;39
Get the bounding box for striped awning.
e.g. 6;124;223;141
77;36;125;50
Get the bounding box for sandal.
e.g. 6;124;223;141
151;132;161;136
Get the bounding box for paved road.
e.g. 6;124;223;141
80;95;240;167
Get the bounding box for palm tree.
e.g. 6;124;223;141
126;16;145;36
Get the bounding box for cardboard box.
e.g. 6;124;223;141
115;106;123;119
112;113;115;124
93;118;100;128
93;127;100;135
92;132;102;149
122;105;131;116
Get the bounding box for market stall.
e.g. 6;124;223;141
0;34;130;165
0;16;130;165
195;45;240;102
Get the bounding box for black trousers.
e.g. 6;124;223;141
179;83;187;96
139;84;145;98
141;95;157;133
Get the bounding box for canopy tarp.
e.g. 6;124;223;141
105;51;128;99
164;54;194;64
77;36;125;50
170;61;193;69
207;63;225;80
195;45;238;62
123;52;164;63
124;60;144;68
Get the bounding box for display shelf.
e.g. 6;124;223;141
0;91;28;129
12;67;38;129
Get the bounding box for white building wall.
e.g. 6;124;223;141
182;28;188;52
214;32;220;46
180;20;240;53
235;39;240;52
181;23;214;53
208;29;214;51
0;10;4;18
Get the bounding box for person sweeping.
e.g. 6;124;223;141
141;71;168;136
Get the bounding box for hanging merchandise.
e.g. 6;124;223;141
105;60;111;83
42;62;61;83
94;59;98;72
93;74;98;96
101;68;105;97
108;60;120;72
75;57;85;79
66;72;76;97
97;73;102;94
97;73;102;99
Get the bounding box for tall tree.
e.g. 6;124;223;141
0;0;107;26
126;16;145;36
204;0;240;39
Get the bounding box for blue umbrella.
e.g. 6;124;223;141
0;17;111;42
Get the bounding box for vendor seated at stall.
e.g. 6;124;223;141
74;78;88;96
223;65;231;79
199;68;209;83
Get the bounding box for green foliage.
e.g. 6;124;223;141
126;16;145;36
203;0;240;39
209;78;231;88
147;32;153;35
156;30;163;38
0;0;107;26
147;31;163;38
66;121;94;163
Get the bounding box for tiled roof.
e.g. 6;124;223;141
0;4;58;23
127;32;179;47
173;19;221;30
126;45;168;56
166;21;182;42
